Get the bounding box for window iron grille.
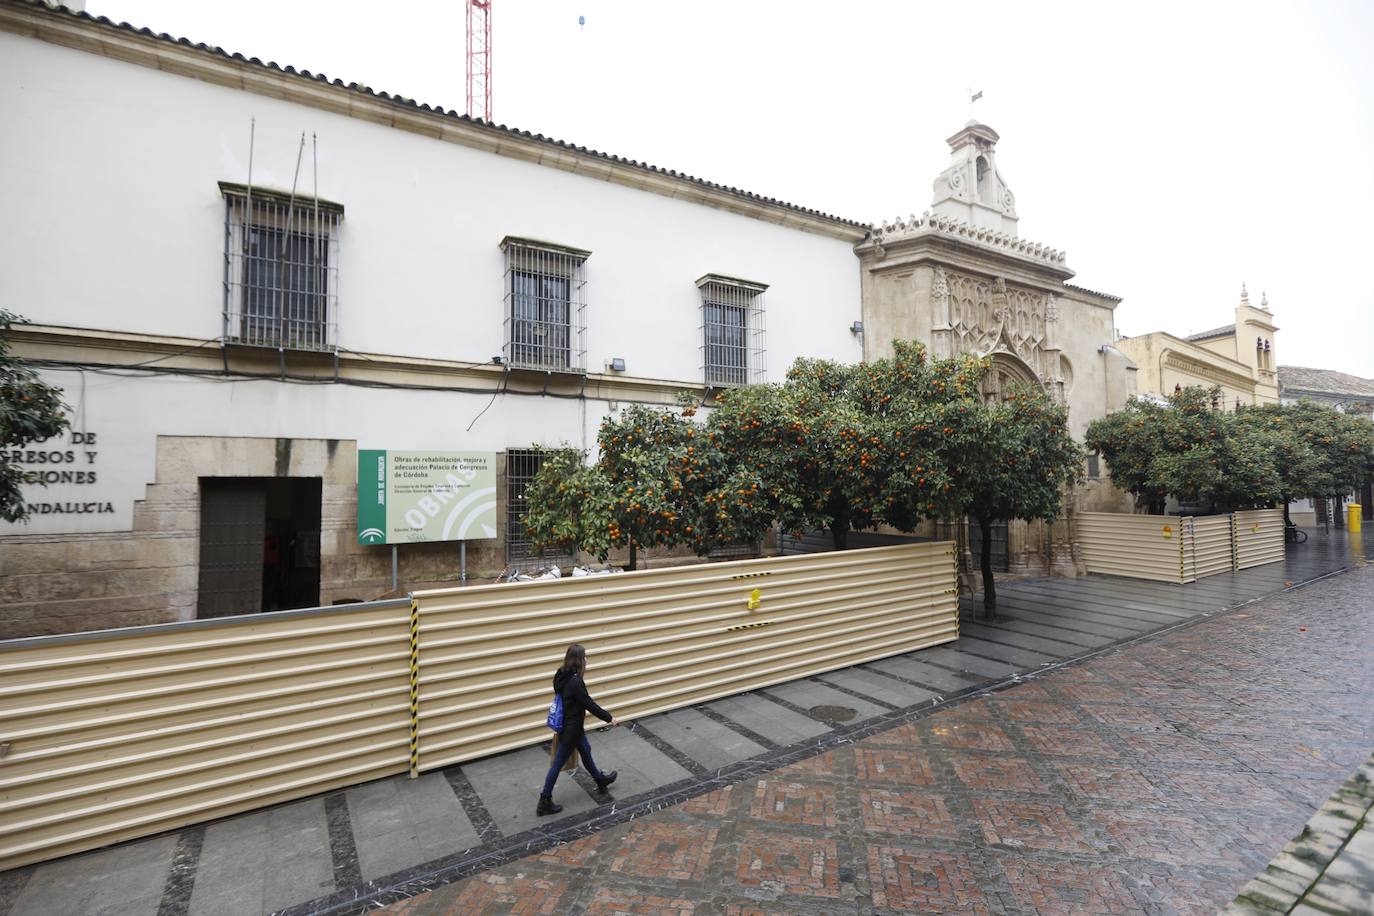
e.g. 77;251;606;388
708;540;761;559
697;275;766;387
501;238;588;373
222;185;340;352
505;448;574;565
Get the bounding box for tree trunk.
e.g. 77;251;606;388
830;523;849;551
628;540;638;571
978;515;997;618
829;504;850;550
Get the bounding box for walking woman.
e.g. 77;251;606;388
538;643;619;816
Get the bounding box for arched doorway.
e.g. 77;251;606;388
970;350;1047;574
980;349;1044;402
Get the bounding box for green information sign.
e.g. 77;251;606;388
357;450;498;545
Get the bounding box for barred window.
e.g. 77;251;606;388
698;275;766;387
501;238;588;373
505;448;573;565
221;183;340;352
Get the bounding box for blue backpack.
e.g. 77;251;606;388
546;692;564;731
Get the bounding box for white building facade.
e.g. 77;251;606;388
0;2;867;635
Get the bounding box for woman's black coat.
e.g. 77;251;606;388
553;668;612;745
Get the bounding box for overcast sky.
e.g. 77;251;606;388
90;0;1374;377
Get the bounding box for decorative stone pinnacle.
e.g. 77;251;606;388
1261;290;1269;310
1240;282;1249;303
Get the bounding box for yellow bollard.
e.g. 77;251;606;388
1348;504;1362;534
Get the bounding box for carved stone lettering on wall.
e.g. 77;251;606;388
941;270;1052;378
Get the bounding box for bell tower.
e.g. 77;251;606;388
930;121;1019;236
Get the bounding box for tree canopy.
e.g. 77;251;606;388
1087;386;1373;517
1;310;69;523
933;380;1084;612
524;341;1087;615
1238;401;1374;514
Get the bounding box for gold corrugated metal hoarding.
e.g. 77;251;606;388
0;601;412;871
412;542;958;771
1191;515;1236;579
1076;512;1191;583
1235;508;1284;569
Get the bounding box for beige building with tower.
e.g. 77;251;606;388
854;121;1138;576
1116;285;1280;409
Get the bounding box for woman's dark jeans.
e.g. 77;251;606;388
541;734;603;796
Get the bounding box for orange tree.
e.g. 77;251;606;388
519;447;613;561
1239;401;1374;522
1087;386;1281;514
522;405;773;569
928;380;1084;616
1082;395;1173;514
703;341;969;550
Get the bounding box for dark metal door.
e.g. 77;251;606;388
197;480;266;618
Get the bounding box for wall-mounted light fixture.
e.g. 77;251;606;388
850;321;864;336
609;357;626;372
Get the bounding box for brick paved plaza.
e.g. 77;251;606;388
383;563;1374;915
0;533;1369;915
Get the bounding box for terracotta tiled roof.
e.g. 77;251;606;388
10;0;868;232
1278;366;1374;399
1063;283;1123;302
1185;324;1236;342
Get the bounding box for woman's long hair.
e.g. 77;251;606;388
561;643;586;675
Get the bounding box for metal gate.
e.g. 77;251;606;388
196;480;266;617
968;519;1009;572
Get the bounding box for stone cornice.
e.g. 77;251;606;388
0;0;869;243
1159;346;1257;390
857;212;1072;275
7;323;701;404
857;229;1076;300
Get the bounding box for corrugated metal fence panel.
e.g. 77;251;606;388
0;601;412;871
1235;508;1285;569
1076;512;1190;583
1191;515;1236;579
412;542;958;771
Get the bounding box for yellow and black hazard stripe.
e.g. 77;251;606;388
408;597;420;778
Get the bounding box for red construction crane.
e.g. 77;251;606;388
466;0;492;122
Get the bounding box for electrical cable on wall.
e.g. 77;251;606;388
465;365;509;431
25;357;686;410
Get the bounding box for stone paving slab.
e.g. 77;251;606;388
460;746;601;839
347;774;480;882
632;708;766;771
0;528;1367;916
701;693;829;747
6;832;176;916
381;560;1374;915
814;666;935;708
188;798;334;916
1224;751;1374;915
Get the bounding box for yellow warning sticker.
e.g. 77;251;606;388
1162;525;1173;538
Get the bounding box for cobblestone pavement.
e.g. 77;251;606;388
0;530;1367;916
381;562;1374;915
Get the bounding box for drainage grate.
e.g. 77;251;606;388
808;705;857;726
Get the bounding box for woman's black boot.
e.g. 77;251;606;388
593;770;618;794
536;794;563;816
